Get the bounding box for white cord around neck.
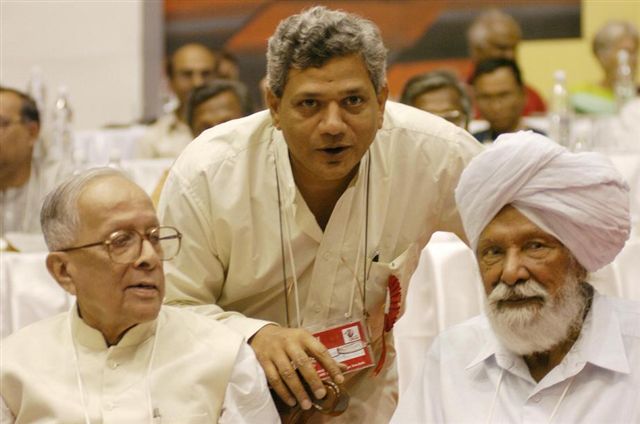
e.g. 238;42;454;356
68;305;161;424
485;366;575;424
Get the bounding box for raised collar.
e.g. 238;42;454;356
70;303;158;350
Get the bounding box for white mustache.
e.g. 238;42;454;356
488;280;549;305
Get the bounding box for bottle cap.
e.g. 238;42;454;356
553;69;566;82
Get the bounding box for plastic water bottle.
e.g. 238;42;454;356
51;86;74;163
614;50;635;111
548;70;572;149
26;67;48;163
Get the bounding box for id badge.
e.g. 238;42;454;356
311;319;375;379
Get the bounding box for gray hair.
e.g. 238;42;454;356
266;6;387;97
400;70;472;120
41;167;128;251
592;20;639;57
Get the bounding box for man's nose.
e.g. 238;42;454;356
134;239;161;269
500;250;529;285
191;72;206;87
319;102;347;136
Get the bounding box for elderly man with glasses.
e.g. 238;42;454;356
0;168;279;423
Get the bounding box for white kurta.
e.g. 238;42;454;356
391;291;640;424
1;159;70;237
134;113;193;159
157;101;481;422
0;305;279;424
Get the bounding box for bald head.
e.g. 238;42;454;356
167;43;217;108
468;9;522;62
592;21;639;87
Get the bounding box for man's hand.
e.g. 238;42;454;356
250;324;345;410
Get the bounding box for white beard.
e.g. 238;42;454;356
485;275;586;355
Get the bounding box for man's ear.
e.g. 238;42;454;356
46;252;77;296
266;89;282;130
376;84;389;129
25;121;40;148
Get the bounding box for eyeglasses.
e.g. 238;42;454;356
59;226;182;264
433;110;467;128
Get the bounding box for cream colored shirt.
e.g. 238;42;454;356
1;159;70;238
391;292;640;423
134;113;193;159
157;102;481;422
0;305;279;424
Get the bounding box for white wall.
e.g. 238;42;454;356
0;0;163;130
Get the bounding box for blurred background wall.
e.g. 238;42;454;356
1;0;638;130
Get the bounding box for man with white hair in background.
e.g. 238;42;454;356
572;20;639;114
391;131;639;423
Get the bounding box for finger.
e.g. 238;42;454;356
274;355;313;410
307;339;345;384
291;353;327;400
262;359;297;407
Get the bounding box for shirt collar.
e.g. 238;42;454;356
71;303;158;350
465;317;507;370
573;291;630;374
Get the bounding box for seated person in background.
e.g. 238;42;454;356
186;79;254;137
471;58;545;143
0;86;69;241
151;79;253;204
400;70;471;130
215;49;241;80
135;43;217;159
572;20;639;114
391;131;638;424
0;168;279;423
467;9;546;116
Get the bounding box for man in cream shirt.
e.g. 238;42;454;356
392;132;639;423
0;168;279;423
158;6;481;422
0;86;69;240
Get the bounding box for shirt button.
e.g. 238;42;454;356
322;251;331;260
105;401;116;411
531;394;542;403
108;360;119;369
314;304;322;313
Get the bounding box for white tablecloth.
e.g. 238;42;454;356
394;232;640;394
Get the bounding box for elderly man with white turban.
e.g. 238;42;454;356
391;131;639;424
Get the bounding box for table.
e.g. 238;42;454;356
393;232;640;394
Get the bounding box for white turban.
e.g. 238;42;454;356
455;131;630;272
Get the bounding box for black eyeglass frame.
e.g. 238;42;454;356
58;226;182;264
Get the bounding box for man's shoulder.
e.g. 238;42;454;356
172;110;273;179
1;313;68;356
381;101;481;157
160;306;245;347
430;314;492;358
602;295;640;338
